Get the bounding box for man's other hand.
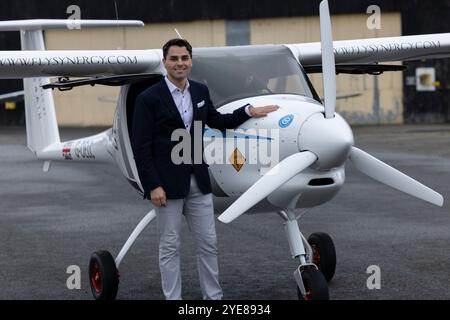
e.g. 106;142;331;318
249;105;279;118
150;186;167;207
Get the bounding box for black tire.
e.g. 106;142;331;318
89;250;119;300
297;267;329;300
307;232;336;282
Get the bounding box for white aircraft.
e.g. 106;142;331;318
0;0;448;300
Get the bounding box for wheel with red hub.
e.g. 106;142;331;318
307;232;336;282
297;267;329;300
89;250;119;300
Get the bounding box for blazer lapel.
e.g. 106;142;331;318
189;81;199;126
158;79;185;128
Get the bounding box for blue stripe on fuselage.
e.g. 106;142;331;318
203;128;273;141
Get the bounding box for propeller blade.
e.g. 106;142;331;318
349;147;444;207
320;0;336;119
218;151;318;224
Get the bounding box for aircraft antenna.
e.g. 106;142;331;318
113;0;122;49
174;28;183;39
113;0;119;25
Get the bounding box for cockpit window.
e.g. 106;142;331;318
190;45;314;107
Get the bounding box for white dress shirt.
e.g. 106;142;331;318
165;76;194;131
165;76;253;132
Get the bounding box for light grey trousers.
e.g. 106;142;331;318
155;174;223;300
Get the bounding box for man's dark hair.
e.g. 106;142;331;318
162;39;193;59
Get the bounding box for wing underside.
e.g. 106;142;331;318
304;63;406;75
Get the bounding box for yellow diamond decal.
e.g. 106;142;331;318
230;148;246;172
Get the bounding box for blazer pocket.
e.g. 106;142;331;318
197;100;205;108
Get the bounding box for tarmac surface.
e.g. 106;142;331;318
0;124;449;300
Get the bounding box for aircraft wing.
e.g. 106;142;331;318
288;33;450;66
0;50;163;79
0;19;164;79
0;19;144;31
0;33;449;79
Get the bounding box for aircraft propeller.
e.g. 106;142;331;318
218;0;443;224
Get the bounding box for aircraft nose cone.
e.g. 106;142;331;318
298;112;354;169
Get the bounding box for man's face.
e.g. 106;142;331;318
163;46;192;81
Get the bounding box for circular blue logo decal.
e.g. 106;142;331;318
279;114;294;128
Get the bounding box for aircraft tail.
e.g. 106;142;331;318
0;19;143;154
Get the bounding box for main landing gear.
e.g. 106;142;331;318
88;209;156;300
278;210;336;300
87;208;336;300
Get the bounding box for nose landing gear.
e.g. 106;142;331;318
279;210;336;300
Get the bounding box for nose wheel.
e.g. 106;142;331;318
297;267;329;300
307;232;336;282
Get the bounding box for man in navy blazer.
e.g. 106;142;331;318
132;38;278;300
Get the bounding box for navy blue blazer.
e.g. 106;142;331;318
131;78;251;199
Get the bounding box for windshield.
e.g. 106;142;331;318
190;45;314;107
